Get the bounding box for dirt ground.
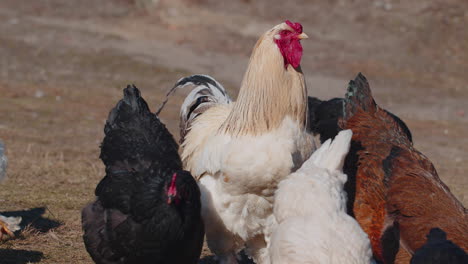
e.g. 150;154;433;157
0;0;466;263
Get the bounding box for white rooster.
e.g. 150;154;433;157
175;21;314;264
269;130;374;264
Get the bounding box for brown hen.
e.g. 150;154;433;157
340;73;467;264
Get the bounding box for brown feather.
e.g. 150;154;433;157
341;73;467;263
386;149;467;253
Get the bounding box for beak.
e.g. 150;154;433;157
298;33;308;40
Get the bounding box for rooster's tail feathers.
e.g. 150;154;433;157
308;129;352;171
177;75;231;121
174;75;231;143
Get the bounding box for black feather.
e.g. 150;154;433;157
82;85;204;264
307;97;344;143
382;146;403;188
175;75;226;96
380;222;400;264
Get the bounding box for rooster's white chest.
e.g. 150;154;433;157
200;117;314;240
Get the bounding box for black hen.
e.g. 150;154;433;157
411;228;468;264
307;97;345;143
81;85;204;264
308;96;413;143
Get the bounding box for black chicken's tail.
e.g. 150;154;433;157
105;85;151;135
100;84;181;176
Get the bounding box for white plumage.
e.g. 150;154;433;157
269;130;374;264
183;105;313;263
179;21;314;263
0;140;7;182
176;21;313;264
156;74;232;143
0;139;21;240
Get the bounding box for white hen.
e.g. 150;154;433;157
270;130;373;264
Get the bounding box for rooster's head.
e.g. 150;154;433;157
272;20;308;69
222;20;309;135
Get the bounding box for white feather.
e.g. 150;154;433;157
270;130;374;264
180;21;313;263
182;106;314;263
169;74;232;143
0;215;21;233
0;140;7;182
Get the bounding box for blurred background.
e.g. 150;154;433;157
0;0;466;263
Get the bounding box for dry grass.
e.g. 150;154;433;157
0;42;194;262
0;25;235;259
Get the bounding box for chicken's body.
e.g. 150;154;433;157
180;21;314;263
269;130;373;264
82;85;204;264
185;107;311;263
0;140;21;240
341;73;468;263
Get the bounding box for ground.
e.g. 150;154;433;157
0;0;466;263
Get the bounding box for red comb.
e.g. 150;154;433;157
285;20;303;34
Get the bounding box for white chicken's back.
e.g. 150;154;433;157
270;130;373;264
271;215;372;264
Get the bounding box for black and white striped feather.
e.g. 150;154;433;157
156;74;231;143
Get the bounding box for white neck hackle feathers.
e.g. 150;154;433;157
221;23;308;136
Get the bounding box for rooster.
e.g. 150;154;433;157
340;73;468;263
0;140;21;240
178;21;313;263
410;228;468;264
269;130;374;264
81;85;204;264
